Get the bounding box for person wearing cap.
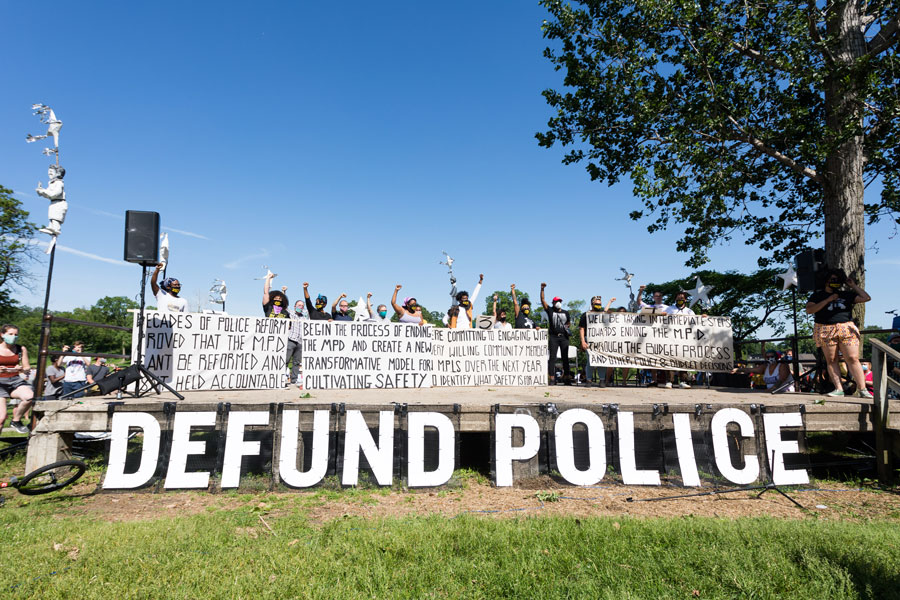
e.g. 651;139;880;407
392;285;425;325
579;295;614;387
541;283;572;385
151;262;188;313
303;282;333;321
510;284;538;329
262;273;291;319
805;268;872;399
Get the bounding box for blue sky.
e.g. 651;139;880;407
2;1;898;329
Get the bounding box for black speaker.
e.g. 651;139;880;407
124;211;160;265
795;248;825;293
95;365;141;395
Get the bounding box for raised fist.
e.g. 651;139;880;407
395;284;402;291
303;282;309;288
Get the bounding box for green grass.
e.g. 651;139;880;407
1;504;899;599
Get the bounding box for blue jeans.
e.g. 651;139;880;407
584;359;606;383
62;380;86;398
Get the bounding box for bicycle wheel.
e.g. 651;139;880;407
17;460;86;495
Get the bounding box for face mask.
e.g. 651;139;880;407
827;282;841;290
553;302;562;309
2;334;16;345
592;304;602;311
408;303;417;310
862;364;869;372
340;307;349;314
170;287;181;295
522;308;530;315
766;357;776;364
315;303;325;310
461;301;470;308
499;315;507;322
273;300;282;306
378;310;387;318
273;306;283;314
676;300;686;307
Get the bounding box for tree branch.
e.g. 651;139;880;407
808;0;837;65
868;9;900;55
726;116;823;184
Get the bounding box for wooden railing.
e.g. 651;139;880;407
870;338;900;482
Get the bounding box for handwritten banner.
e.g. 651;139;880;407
585;312;734;372
300;321;433;389
431;329;548;387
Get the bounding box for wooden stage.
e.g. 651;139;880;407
25;385;896;472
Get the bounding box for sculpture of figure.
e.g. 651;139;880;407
159;233;170;268
440;251;458;304
36;164;67;236
26;105;62;148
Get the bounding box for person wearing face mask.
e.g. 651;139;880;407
541;282;573;385
661;291;698;389
1;325;33;434
510;284;539;330
805;268;872;398
285;300;305;387
151;262;188;313
303;282;333;321
392;285;426;325
491;295;512;331
732;350;794;392
365;293;390;322
262;273;291;319
443;274;484;328
332;294;353;322
579;296;612;387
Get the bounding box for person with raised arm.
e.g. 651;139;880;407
332;294;352;321
510;284;538;329
444;274;484;328
303;282;332;321
541;282;572;385
365;293;390;322
392;285;425;324
491;294;512;330
805;268;872;399
151;263;188;313
262;272;290;319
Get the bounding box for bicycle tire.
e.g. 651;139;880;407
17;460;86;495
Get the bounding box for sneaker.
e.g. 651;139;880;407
664;382;673;389
857;389;874;399
826;389;845;397
10;421;29;434
679;382;691;389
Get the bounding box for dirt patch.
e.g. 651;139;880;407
36;477;900;524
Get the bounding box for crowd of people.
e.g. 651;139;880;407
3;264;897;434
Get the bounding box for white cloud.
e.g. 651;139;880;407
163;226;209;240
224;248;270;270
4;236;128;266
871;258;900;266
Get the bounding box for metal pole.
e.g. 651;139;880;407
33;242;57;401
791;287;800;383
134;264;148;394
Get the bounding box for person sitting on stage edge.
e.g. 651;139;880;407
541;283;572;386
151;263;188;313
85;357;109;395
303;283;333;321
332;294;353;321
805;268;873;399
262;273;290;319
392;285;425;325
510;284;538;329
365;293;390;322
733;349;795;393
1;324;33;434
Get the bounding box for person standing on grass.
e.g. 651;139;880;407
0;325;33;434
805;268;872;399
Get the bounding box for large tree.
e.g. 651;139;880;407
538;0;900;325
0;185;37;320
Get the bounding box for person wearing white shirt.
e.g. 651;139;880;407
491;295;513;331
636;286;671;387
665;291;695;388
150;263;188;313
366;292;391;322
444;274;483;328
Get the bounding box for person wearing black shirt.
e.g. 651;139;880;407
303;282;333;321
510;284;538;330
541;282;572;385
262;272;291;319
805;268;872;399
332;294;353;321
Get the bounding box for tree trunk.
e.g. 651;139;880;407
823;1;867;325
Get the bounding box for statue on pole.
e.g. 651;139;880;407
27;104;65;253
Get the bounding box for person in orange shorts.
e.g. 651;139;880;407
805;268;872;399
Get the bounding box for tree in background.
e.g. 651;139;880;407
0;185;37;321
538;0;900;327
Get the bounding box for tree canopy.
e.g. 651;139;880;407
0;185;37;321
538;0;900;324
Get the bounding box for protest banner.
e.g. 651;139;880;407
300;321;434;390
132;311;291;391
431;328;548;387
585;312;734;372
